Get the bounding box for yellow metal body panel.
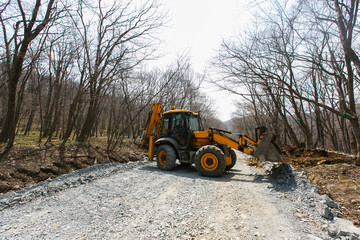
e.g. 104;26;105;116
193;131;210;139
213;134;239;149
241;135;257;145
192;130;213;147
243;148;253;155
193;130;240;149
192;130;257;156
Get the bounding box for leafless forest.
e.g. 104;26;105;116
0;0;359;162
214;0;360;162
0;0;221;156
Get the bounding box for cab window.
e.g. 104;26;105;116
160;113;187;145
161;117;169;133
188;114;199;131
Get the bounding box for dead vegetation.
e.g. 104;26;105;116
0;140;145;193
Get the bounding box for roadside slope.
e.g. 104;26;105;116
0;152;329;239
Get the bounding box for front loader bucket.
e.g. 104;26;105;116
253;134;284;162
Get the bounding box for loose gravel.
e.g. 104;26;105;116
0;151;358;239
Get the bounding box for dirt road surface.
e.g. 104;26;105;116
0;152;332;239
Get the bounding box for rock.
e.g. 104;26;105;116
315;201;333;220
315;194;339;220
328;217;360;239
306;234;323;240
320;194;339;209
295;212;307;219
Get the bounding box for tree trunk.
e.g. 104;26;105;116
0;0;56;157
62;94;82;145
23;108;35;135
348;117;360;165
0;72;17;144
266;85;300;147
78;98;97;142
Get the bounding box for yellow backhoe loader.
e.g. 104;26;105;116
140;102;284;177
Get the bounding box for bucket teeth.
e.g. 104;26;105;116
253;134;284;162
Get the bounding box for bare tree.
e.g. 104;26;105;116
42;36;74;142
68;0;164;142
214;0;360;164
332;0;360;158
301;0;360;160
0;0;62;156
106;56;197;151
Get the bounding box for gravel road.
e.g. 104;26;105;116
0;152;339;239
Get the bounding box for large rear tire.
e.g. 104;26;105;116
195;145;226;177
225;149;237;170
156;144;176;171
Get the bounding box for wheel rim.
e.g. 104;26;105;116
200;153;218;171
159;150;167;165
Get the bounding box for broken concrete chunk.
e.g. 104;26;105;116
328;217;360;239
315;201;333;220
320;194;339;209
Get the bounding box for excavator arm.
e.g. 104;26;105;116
193;128;284;162
140;102;163;159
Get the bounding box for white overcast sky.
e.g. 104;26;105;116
154;0;254;121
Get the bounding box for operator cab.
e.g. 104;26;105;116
160;109;200;146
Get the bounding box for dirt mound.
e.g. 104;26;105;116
282;145;356;167
282;145;360;227
0;144;145;194
282;145;329;158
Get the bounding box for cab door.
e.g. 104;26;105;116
160;113;188;146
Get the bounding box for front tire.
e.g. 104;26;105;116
156;144;176;171
195;145;226;177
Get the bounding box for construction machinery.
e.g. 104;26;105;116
140;102;284;177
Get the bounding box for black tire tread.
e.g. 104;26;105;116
156;144;176;171
225;149;237;170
